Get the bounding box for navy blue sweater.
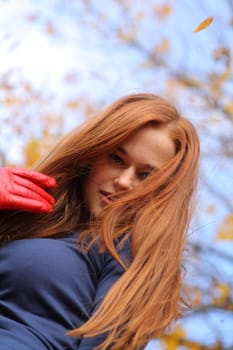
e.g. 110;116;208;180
0;233;131;349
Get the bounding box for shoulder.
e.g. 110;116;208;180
0;233;103;278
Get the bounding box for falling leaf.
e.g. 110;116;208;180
193;16;214;32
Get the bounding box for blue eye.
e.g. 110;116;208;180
109;154;124;165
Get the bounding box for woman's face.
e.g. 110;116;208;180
84;125;175;217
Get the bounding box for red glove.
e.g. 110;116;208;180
0;168;56;213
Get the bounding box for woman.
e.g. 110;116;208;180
0;93;200;350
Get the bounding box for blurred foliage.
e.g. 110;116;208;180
217;215;233;241
0;0;233;349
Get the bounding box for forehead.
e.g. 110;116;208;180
120;126;175;169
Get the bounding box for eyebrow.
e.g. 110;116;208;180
117;146;157;170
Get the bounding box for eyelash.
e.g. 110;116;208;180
109;153;125;166
137;172;150;180
109;153;152;180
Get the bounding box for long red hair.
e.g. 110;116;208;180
0;93;200;349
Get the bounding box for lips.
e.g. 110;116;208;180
100;190;114;206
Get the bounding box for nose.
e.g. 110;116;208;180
114;167;135;190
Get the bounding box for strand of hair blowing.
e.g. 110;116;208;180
68;129;200;350
68;200;190;349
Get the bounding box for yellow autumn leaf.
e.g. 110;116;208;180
66;100;80;109
24;138;44;168
223;102;233;116
3;96;19;106
162;325;186;350
159;5;172;17
120;31;136;42
213;283;230;305
155;39;170;53
217;214;233;240
178;77;200;88
193;16;214;32
155;4;173;20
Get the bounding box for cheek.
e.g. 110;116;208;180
90;163;115;185
89;166;103;185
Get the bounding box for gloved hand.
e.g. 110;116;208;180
0;167;56;213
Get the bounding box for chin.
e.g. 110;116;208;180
89;206;102;218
